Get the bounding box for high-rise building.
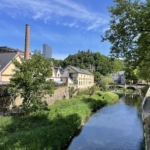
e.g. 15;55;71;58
34;49;41;55
43;44;52;58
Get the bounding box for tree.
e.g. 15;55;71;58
89;85;96;97
102;0;150;68
100;76;114;90
0;87;15;115
68;86;74;98
8;55;54;115
94;72;102;83
136;64;150;83
125;67;138;84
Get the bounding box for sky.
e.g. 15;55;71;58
0;0;115;60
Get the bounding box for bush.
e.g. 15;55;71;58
0;91;119;150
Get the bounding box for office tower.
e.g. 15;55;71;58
34;49;41;55
43;44;52;58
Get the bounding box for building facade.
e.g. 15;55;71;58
43;44;52;58
63;65;94;89
110;71;126;84
0;46;31;83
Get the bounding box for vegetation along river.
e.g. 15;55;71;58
67;94;144;150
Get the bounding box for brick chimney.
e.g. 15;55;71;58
24;24;30;60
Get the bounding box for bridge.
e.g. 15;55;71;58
109;83;146;89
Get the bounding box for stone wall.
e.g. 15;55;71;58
0;85;89;116
46;86;69;104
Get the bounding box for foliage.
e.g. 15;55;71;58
49;58;63;67
89;85;96;97
141;85;149;95
68;86;75;98
94;71;102;83
100;76;114;90
102;0;150;70
0;91;118;150
7;55;54;115
59;50;124;76
136;64;150;82
0;87;15;115
125;67;139;83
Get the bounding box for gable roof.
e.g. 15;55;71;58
61;70;68;77
54;66;64;75
0;52;18;72
67;65;93;75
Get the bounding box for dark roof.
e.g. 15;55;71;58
61;70;68;77
0;53;17;72
54;66;64;74
68;65;93;75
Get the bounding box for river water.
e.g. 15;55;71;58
67;95;144;150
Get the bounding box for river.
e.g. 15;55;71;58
67;95;144;150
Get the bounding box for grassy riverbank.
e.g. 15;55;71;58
0;90;118;150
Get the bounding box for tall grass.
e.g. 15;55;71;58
0;90;118;150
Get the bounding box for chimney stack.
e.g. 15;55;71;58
24;24;30;60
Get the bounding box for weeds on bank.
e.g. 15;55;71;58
0;90;118;150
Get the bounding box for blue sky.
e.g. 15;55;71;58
0;0;115;60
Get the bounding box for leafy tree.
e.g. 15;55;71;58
94;72;102;83
8;55;54;115
61;50;124;76
89;85;96;97
125;67;139;84
100;76;114;90
136;64;150;83
102;0;150;69
68;86;74;98
0;87;15;115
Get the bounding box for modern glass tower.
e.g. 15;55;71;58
43;44;52;58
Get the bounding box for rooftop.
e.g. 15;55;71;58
68;65;93;75
0;53;18;72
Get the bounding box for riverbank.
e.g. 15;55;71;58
0;90;118;150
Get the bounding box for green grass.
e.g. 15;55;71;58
0;90;118;150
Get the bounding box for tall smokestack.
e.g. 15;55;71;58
24;24;30;60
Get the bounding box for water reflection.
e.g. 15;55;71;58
67;95;144;150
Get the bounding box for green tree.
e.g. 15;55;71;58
100;76;114;90
102;0;150;68
94;71;102;83
68;86;74;98
8;55;54;115
137;64;150;83
125;67;138;84
89;85;96;97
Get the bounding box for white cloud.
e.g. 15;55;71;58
0;0;109;31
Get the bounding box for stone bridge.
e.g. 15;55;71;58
109;84;146;89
